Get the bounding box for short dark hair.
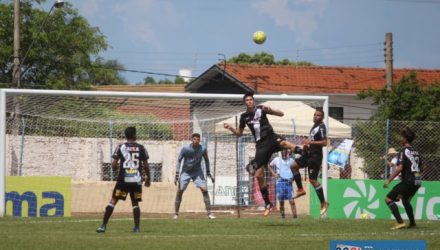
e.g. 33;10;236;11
125;127;136;140
315;107;325;117
243;92;254;102
401;127;415;143
191;133;201;139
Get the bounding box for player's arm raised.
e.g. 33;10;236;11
224;123;244;137
263;105;284;117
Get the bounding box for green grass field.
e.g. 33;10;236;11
0;215;438;249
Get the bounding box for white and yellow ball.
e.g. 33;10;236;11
253;31;266;44
360;212;370;219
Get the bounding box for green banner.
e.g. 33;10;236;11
5;176;71;217
310;179;440;220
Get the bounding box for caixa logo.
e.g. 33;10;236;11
5;191;64;217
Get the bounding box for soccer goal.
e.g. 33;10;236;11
0;89;329;218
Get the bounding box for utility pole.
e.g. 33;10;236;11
385;32;393;91
13;0;21;88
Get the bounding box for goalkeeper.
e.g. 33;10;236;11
96;127;150;233
174;133;215;219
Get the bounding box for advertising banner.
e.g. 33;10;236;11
328;139;353;168
310;179;440;220
5;176;71;217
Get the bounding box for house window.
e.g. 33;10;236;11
149;163;162;182
329;107;344;122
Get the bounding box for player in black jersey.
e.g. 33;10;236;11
291;108;329;216
96;127;150;233
224;92;300;216
384;128;422;230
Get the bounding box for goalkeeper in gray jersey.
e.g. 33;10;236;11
173;133;215;219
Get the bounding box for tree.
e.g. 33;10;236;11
143;76;156;84
174;76;185;84
227;52;313;66
354;73;440;179
0;1;123;89
88;57;127;86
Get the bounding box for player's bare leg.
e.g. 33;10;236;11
174;190;184;219
255;167;272;216
310;179;328;216
291;162;306;198
289;199;298;219
279;200;285;219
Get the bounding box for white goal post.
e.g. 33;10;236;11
0;89;329;217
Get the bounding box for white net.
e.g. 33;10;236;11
1;90;328;217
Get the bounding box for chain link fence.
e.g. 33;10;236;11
352;120;440;181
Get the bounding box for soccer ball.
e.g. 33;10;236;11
253;31;266;44
360;212;370;219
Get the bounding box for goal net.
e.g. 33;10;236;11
0;89;330;218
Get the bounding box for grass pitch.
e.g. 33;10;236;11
0;215;438;249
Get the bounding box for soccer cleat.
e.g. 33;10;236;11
263;203;273;217
320;202;329;216
246;163;256;176
133;227;140;233
207;213;216;219
293;189;306;199
408;223;416;229
281;212;285;219
391;223;406;230
173;214;179;220
293;214;298;219
96;224;106;233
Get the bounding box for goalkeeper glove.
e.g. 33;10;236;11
174;173;179;186
207;172;215;183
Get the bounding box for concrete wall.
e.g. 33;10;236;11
6;134;367;181
329;95;375;125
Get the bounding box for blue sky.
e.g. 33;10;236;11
55;0;440;83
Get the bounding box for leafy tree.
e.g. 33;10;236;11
143;76;156;84
354;73;440;179
88;57;127;86
0;0;124;89
174;76;185;84
228;52;313;66
158;79;173;84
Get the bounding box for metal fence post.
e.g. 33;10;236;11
18;116;26;176
384;119;391;180
109;120;113;181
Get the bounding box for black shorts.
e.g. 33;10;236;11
387;181;420;202
112;181;143;202
254;133;285;168
295;154;322;180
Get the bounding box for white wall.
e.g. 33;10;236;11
329;95;376;125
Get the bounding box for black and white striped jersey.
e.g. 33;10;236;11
397;146;422;183
239;105;274;142
308;123;327;156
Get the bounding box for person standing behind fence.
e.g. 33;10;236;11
174;133;215;219
268;149;298;219
384;128;422;230
385;147;399;180
291;108;329;216
96;127;150;233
